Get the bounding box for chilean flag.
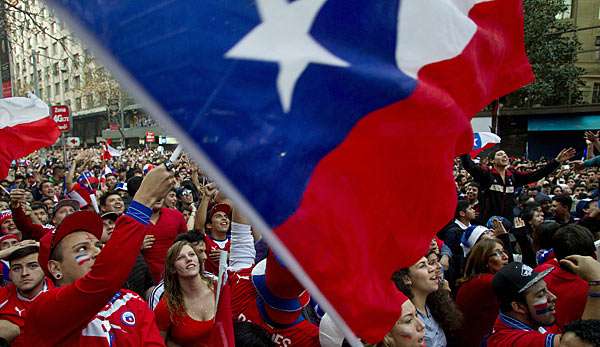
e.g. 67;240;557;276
0;93;60;179
47;0;533;342
100;139;121;160
471;132;502;158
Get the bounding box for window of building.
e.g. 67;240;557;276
39;87;44;99
47;85;52;97
54;82;60;96
556;0;572;19
73;75;80;89
592;83;600;104
86;94;93;108
53;62;59;76
72;53;80;69
63;78;69;92
52;42;58;55
75;97;82;111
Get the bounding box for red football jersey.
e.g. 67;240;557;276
230;268;319;347
487;313;559;347
25;289;164;347
203;234;231;275
0;279;53;347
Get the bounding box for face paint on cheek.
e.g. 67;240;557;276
533;302;551;315
75;253;92;266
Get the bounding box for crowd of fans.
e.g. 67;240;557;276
0;131;599;347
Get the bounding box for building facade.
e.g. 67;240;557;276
5;0;168;146
567;0;600;103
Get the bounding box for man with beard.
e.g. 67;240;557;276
487;257;600;346
0;243;53;347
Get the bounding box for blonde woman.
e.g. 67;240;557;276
154;240;233;346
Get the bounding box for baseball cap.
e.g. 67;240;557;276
39;210;103;277
100;211;119;221
208;203;232;220
492;262;553;303
0;210;13;226
52;199;80;217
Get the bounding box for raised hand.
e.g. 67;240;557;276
555;147;576;163
560;255;600;281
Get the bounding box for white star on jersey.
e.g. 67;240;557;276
225;0;349;112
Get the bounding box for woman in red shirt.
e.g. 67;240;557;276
154;240;232;346
455;237;509;347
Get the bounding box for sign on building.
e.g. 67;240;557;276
51;105;71;132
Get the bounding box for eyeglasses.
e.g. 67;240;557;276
488;250;507;258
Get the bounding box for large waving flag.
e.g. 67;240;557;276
0;94;60;178
48;0;533;342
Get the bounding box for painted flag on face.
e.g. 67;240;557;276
0;93;60;179
471;132;502;158
47;0;533;342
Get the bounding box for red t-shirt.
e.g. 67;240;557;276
154;297;215;347
535;259;588;330
0;279;53;347
455;274;498;347
487;313;559;347
230;268;319;347
143;208;188;282
203;234;231;275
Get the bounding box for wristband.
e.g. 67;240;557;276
588;292;600;298
125;201;152;225
589;280;600;286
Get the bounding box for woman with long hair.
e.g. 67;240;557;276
455;238;509;347
393;249;463;347
154;240;233;346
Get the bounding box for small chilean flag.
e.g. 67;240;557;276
471;132;501;158
0;93;60;178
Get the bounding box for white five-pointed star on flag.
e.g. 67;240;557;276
225;0;349;113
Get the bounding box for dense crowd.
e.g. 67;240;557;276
0;131;599;347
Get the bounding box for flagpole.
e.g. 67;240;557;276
62;133;67;165
0;185;10;196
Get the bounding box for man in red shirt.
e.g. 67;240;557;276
204;203;232;275
535;224;596;330
22;165;174;346
0;243;52;347
10;193;79;240
487;258;600;346
142;198;188;283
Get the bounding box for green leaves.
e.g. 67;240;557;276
508;0;584;107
